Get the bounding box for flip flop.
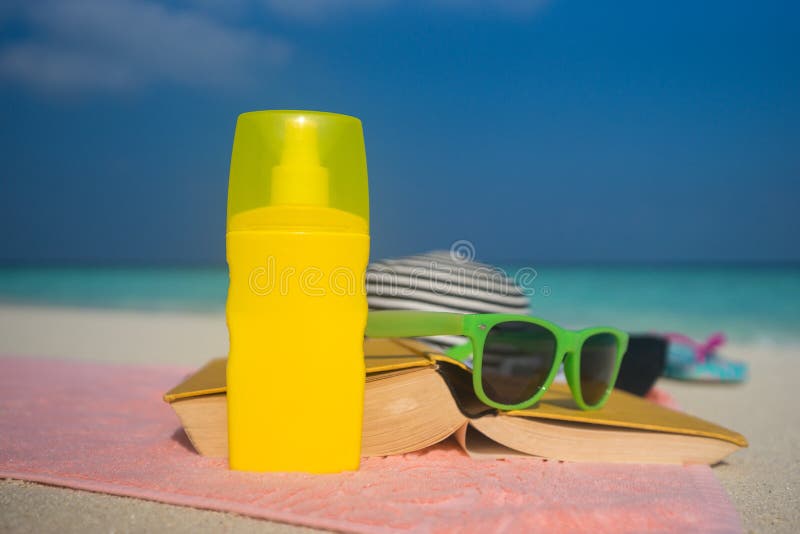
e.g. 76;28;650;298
662;332;748;383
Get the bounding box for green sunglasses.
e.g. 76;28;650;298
366;310;629;411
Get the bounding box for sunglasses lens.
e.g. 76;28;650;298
580;333;619;406
481;321;556;406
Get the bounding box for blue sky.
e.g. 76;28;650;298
1;0;798;264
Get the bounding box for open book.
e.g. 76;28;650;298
164;339;746;464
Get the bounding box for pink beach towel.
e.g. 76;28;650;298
0;356;741;533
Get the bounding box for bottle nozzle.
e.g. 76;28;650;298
271;116;329;206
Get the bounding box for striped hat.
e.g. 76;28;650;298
366;251;531;349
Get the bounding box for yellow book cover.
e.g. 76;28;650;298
163;338;746;464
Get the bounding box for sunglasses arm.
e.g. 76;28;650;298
365;310;465;338
444;340;474;363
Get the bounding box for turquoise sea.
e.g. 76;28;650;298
0;265;798;344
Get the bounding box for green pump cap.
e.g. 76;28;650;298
227;110;369;233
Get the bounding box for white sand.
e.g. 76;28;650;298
1;304;798;533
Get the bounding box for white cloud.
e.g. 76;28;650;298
431;0;550;15
0;0;549;94
0;43;139;91
0;0;290;93
264;0;393;21
263;0;550;21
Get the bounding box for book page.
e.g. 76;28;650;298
454;423;530;460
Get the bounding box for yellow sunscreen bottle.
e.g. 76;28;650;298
225;110;369;473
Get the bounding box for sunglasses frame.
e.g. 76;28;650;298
365;310;629;411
